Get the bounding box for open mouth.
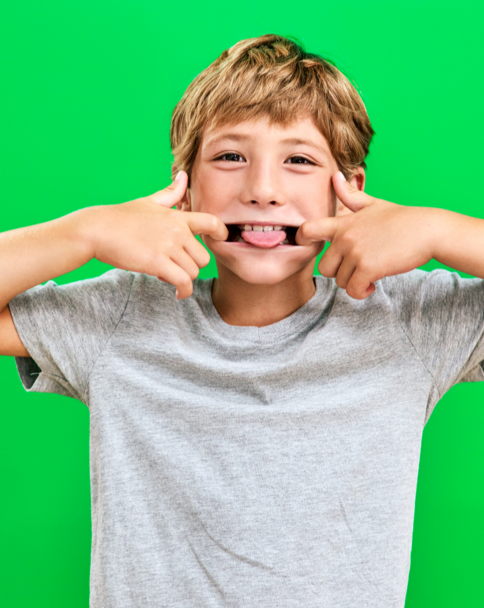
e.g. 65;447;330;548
225;224;298;248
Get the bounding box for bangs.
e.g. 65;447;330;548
207;100;313;132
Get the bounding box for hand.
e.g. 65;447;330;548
296;172;440;299
90;171;228;299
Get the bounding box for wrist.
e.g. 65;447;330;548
427;208;484;277
67;205;105;262
423;207;456;261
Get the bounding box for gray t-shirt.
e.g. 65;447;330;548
9;268;484;608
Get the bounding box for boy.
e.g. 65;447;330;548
2;34;484;607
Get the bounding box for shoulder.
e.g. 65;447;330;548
318;268;484;326
10;268;138;318
117;274;214;326
127;273;212;304
378;267;484;305
373;269;484;345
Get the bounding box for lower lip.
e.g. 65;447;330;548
220;241;300;249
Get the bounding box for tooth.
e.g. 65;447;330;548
263;226;273;231
274;225;283;231
281;238;289;244
244;224;252;231
253;225;263;232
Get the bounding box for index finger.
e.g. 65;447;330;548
185;212;229;241
295;217;339;246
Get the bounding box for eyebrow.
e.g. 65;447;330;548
280;138;331;158
204;133;251;148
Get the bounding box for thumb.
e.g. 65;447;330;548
333;171;374;213
296;216;340;246
151;170;189;208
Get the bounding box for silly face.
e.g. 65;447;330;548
186;115;346;285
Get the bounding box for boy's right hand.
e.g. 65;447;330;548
88;171;228;299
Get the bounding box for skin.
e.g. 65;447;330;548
181;115;365;326
2;114;484;355
177;115;484;326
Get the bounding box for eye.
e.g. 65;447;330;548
286;156;315;165
216;153;245;162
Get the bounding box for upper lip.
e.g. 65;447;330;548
226;221;300;227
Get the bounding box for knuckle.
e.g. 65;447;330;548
149;191;164;203
297;223;310;239
304;222;318;238
339;231;354;248
209;216;222;234
167;225;187;245
299;222;310;235
170;222;184;236
357;258;372;275
178;275;192;288
349;244;364;262
155;252;171;271
172;209;184;220
152;191;175;207
346;285;362;299
149;251;164;268
188;266;199;280
317;261;331;278
200;251;211;267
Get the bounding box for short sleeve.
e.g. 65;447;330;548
382;269;484;399
8;268;135;403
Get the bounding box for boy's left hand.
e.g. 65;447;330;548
296;172;442;300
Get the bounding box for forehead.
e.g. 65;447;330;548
201;115;333;158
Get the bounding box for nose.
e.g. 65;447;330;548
241;161;285;208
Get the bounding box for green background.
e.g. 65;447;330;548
1;1;484;606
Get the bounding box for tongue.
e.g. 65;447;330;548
241;229;287;248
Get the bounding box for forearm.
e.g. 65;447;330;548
430;208;484;279
0;207;96;311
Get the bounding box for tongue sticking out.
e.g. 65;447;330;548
241;229;287;248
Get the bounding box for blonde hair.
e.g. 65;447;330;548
170;34;374;182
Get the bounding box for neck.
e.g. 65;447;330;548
211;262;317;327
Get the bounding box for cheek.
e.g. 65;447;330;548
190;171;228;215
294;180;335;220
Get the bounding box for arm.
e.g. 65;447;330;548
429;210;484;279
0;171;228;356
0;211;94;314
0;210;94;357
296;172;484;299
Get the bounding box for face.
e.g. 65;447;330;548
183;115;362;286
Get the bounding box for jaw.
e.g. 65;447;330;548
205;235;322;286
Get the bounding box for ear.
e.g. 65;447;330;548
172;163;191;211
335;167;366;217
177;187;191;212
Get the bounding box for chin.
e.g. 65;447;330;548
218;257;312;286
234;269;293;285
208;239;320;286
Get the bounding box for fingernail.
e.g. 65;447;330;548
337;171;346;182
175;171;182;181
